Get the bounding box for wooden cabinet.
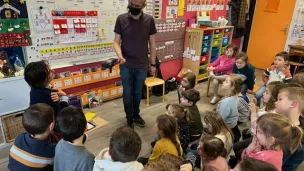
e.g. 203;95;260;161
183;26;234;82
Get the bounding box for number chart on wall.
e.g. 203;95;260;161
25;0;128;65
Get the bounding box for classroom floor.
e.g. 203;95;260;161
0;69;303;171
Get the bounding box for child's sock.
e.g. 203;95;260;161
209;70;215;77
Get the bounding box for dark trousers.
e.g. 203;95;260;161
231;125;241;143
233;137;253;160
138;157;149;165
120;64;147;122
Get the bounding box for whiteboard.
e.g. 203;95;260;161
25;0;128;65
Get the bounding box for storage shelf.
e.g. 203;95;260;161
183;26;234;84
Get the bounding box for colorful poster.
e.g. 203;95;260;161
166;6;177;18
0;0;32;47
51;10;98;44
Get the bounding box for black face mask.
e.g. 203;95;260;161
128;5;142;16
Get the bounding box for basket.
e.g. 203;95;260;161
1;111;25;143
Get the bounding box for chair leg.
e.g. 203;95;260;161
294;66;298;76
206;77;211;97
147;86;149;106
162;83;165;102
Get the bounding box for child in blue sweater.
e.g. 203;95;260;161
217;74;244;143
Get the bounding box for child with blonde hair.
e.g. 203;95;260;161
275;87;304;171
207;44;238;104
242;113;303;171
217;74;246;142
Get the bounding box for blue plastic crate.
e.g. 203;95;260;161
203;34;211;41
211;47;220;57
211;56;218;63
222;37;230;46
201;46;210;54
202;40;211;46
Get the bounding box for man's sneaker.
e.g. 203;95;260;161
127;120;134;129
134;116;146;127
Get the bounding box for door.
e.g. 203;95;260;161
247;0;296;69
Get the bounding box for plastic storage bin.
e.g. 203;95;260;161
201;46;210;54
202;40;211;46
203;34;211;40
211;47;220;57
222;37;230;46
213;33;222;39
213;39;221;47
200;55;209;63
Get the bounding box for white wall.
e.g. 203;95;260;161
285;0;304;51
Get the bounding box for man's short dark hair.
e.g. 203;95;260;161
56;106;86;142
23;103;54;135
110;127;142;162
24;60;51;88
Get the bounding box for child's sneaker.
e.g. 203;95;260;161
210;96;220;104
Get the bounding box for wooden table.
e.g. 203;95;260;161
288;44;304;75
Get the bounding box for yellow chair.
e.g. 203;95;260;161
144;77;165;106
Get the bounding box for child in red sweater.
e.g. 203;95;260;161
207;44;238;104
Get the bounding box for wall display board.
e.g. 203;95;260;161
155;18;185;62
0;0;31;47
143;0;162;19
25;0;128;65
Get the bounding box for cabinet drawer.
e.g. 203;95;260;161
0;77;30;115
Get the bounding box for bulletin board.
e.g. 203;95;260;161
24;0;128;65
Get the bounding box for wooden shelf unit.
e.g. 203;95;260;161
183;26;234;83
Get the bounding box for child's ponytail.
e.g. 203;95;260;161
290;125;303;153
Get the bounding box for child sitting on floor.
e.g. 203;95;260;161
54;106;94;171
93;127;143;171
274;87;304;171
207;44;238;104
25;61;69;116
242;113;303;171
138;115;183;165
180;89;203;142
178;72;196;103
8;103;56;171
198;135;229;171
254;51;292;107
232;52;255;96
166;103;189;152
217;74;244;143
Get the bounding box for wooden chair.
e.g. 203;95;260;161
144;77;165;106
206;77;212;97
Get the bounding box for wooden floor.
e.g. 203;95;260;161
0;69;303;171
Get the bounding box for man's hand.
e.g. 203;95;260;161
149;66;156;75
116;56;126;65
179;163;192;171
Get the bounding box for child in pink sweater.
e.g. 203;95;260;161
207;44;238;104
242;113;303;171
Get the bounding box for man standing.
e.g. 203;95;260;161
113;0;157;128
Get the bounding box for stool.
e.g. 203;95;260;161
144;77;165;106
206;77;212;97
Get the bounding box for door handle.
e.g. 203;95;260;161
280;24;288;35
